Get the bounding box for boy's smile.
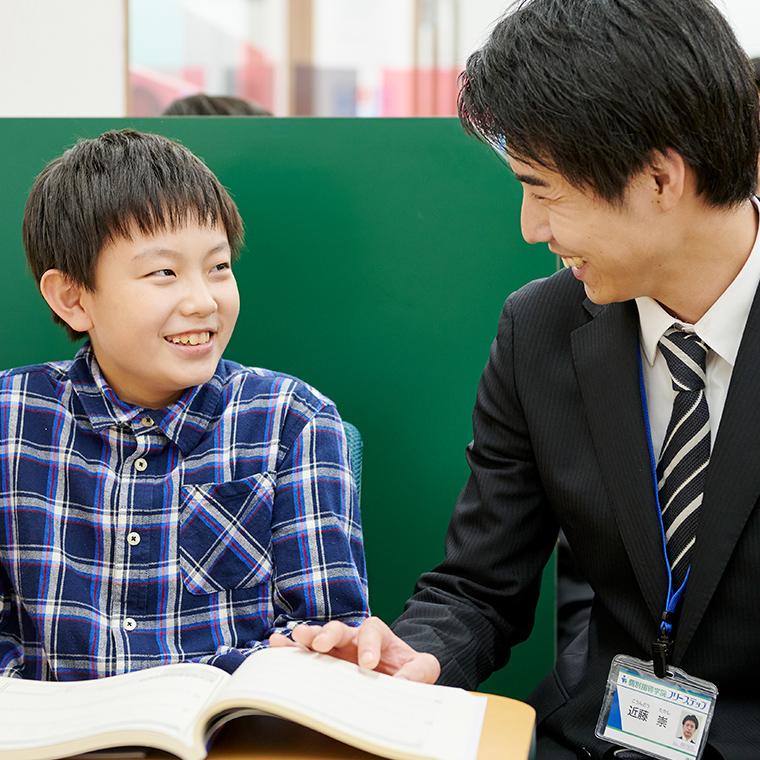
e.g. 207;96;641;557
76;221;240;409
165;330;212;346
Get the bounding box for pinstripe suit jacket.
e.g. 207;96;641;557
393;267;760;759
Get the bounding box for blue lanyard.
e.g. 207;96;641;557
637;347;690;676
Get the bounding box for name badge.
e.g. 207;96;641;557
595;655;718;760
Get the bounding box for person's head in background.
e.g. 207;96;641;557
750;58;760;194
458;0;759;314
23;129;243;408
163;93;272;117
751;57;760;91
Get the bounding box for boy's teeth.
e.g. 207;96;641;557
168;331;210;346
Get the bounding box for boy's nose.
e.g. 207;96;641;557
180;282;218;317
520;193;552;245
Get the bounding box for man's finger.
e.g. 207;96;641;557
268;632;299;648
355;616;395;670
311;621;357;653
393;652;441;684
290;624;325;647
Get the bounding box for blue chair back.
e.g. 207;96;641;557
342;421;363;504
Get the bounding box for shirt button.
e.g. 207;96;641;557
127;531;141;546
134;458;148;472
124;618;137;632
141;416;154;427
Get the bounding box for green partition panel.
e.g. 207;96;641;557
0;118;555;699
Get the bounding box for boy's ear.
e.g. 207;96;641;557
39;270;93;334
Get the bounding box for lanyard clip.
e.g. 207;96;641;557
651;635;671;678
652;611;675;678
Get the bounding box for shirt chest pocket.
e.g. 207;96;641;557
178;472;275;595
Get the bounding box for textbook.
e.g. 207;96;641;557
0;647;487;760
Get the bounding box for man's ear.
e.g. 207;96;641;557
647;148;688;211
39;270;94;334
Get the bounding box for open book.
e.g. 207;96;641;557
0;647;487;760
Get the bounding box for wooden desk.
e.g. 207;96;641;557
140;692;535;760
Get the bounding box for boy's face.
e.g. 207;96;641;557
80;221;240;408
508;155;669;306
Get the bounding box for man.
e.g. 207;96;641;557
677;715;699;743
272;1;760;757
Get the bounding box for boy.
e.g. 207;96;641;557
0;128;368;680
276;0;760;757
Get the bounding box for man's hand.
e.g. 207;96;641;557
269;617;441;684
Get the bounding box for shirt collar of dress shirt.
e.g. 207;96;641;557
635;196;760;368
68;342;224;454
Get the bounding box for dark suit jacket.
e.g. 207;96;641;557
393;268;760;759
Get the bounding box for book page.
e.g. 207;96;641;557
209;648;486;760
0;663;227;758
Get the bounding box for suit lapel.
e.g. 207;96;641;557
674;284;760;660
571;299;667;625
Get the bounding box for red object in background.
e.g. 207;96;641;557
129;45;273;117
238;45;275;113
129;66;199;116
381;68;459;117
181;67;206;90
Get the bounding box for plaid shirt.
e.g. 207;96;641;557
0;344;368;680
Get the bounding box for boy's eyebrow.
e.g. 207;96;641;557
132;242;231;261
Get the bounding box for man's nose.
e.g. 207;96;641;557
520;193;552;245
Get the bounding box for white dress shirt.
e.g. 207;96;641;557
635;197;760;460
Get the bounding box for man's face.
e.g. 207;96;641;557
682;719;697;739
80;221;240;408
508;156;665;305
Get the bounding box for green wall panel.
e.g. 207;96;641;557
0;118;556;699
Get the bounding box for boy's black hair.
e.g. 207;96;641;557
23;129;244;340
459;0;759;206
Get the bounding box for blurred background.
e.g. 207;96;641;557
2;0;759;118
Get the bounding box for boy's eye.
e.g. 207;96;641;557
213;262;231;272
151;268;175;277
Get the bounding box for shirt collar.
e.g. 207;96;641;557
635;197;760;367
68;342;224;455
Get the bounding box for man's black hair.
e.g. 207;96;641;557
459;0;759;206
683;714;699;730
23;129;244;340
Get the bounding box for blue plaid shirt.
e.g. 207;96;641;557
0;344;368;680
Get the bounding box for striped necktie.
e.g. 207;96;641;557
656;328;711;591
